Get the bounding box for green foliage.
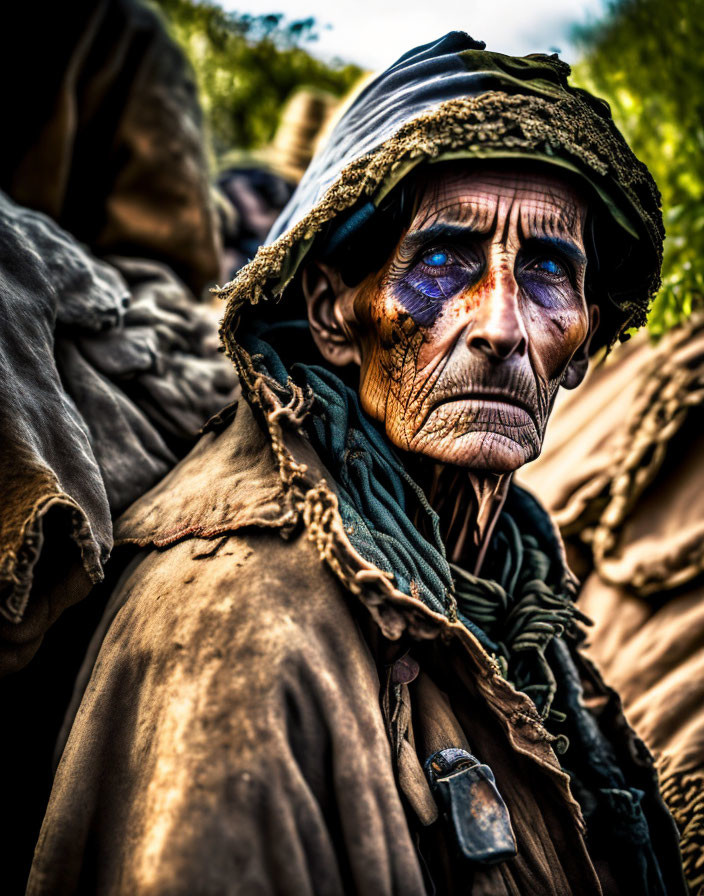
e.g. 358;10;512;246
572;0;704;335
150;0;361;158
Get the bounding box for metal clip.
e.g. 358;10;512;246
425;748;517;865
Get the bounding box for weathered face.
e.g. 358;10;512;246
337;166;594;472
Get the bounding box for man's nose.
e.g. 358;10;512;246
465;267;527;361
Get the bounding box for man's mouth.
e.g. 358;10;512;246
423;390;538;430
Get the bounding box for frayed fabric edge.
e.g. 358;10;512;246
0;493;107;624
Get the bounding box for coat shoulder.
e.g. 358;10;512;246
103;526;359;689
114;399;292;549
30;527;424;896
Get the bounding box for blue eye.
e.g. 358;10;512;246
535;258;564;277
423;250;449;267
400;249;482;325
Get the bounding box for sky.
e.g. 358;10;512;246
221;0;607;71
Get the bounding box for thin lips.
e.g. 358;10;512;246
428;390;537;426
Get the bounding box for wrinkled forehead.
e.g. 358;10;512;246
411;165;588;242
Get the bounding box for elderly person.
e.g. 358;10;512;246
28;33;686;895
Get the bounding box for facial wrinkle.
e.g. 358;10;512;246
422;355;542;425
412;188;492;234
341;166;593;570
372;314;425;449
399;336;424;448
411;327;467;429
499;196;513;246
520;194;583;247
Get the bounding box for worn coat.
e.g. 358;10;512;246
28;398;684;895
28;31;686;896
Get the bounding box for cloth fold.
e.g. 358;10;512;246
0;0;233;671
520;314;704;893
0;192;237;668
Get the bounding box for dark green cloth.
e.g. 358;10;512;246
246;319;586;716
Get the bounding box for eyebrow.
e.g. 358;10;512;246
403;223;587;266
525;235;587;266
401;223;485;254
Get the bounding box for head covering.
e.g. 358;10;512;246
219;31;663;356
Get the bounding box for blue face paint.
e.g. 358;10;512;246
519;256;573;310
394;249;482;326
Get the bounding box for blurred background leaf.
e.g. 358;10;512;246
150;0;361;157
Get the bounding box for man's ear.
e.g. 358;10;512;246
301;261;362;367
562;304;600;390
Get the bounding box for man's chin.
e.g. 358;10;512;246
406;429;538;472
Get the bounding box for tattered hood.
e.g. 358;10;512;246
220;31;664;358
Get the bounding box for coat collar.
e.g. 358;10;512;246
115;381;577;763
